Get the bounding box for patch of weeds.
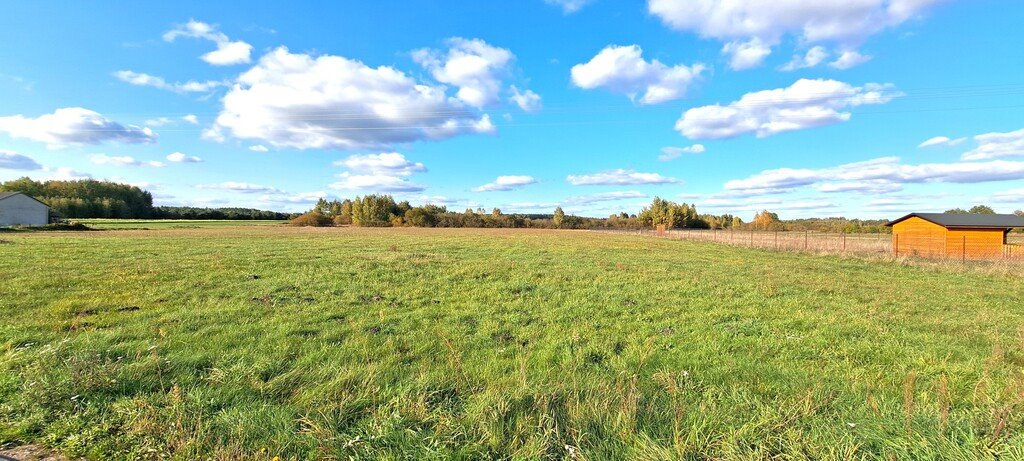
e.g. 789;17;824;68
715;314;764;337
490;329;517;345
584;350;607;366
509;284;536;298
359;294;386;304
459;315;478;328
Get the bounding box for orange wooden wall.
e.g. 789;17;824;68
946;228;1006;259
893;217;1008;259
892;217;946;257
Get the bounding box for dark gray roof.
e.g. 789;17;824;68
0;191;49;208
887;212;1024;229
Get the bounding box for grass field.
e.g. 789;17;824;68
1;226;1023;460
73;219;287;230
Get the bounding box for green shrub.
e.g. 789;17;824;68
289;211;332;227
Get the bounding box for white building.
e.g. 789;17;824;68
0;192;50;227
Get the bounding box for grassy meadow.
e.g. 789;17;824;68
1;226;1023;459
73;219;287;230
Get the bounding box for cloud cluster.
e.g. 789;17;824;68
509;86;542;112
115;70;226;94
197;182;281;193
562;190;647;205
210;47;496;150
163;20;253;65
676;79;899;140
0;107;156;148
567;169;682;186
0;150;42;170
474;175;538;192
413;38;515;109
570;45;706;104
724;157;1024;195
330;152;426;192
658;144;705;161
333;152;426;176
90;154;165;168
166;152;203;163
961;128;1024;160
648;0;945;70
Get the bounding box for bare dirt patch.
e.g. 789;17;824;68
0;445;73;461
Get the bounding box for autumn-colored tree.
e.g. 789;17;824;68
552;207;566;228
752;210;781;230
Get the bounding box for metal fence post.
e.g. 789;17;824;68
804;230;808;250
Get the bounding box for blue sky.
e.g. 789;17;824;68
1;0;1023;219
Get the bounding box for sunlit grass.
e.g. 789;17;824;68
1;226;1023;459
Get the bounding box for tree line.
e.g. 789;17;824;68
0;178;292;220
292;195;743;230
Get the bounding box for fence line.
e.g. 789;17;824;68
593;228;1024;262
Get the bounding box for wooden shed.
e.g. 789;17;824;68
886;213;1024;259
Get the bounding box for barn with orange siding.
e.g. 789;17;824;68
886;213;1024;259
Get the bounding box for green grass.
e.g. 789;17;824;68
1;226;1023;460
73;219;287;230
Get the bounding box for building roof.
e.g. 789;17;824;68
0;191;49;208
887;212;1024;229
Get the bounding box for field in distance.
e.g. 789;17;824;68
74;219;287;230
1;226;1022;459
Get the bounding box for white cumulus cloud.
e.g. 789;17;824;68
570;45;705;104
829;50;873;69
658;144;705;161
197;182;281;193
164;19;253;66
90;154;165;168
413;38;515;109
474;175;538;192
780;46;829;71
724;156;1024;195
330;152;427;193
330;173;426;193
675;79;899;140
961;128;1024;160
647;0;945;70
334;152;426;176
0;107;156;148
210;47;495;150
114;70;226;93
918;135;966;148
567;169;682;186
166;152;203;163
509;86;543;112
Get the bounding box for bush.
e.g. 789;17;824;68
289;211;333;227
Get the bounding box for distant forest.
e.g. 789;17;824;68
0;177;292;220
4;177;1017;231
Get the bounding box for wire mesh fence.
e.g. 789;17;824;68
593;227;1024;263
